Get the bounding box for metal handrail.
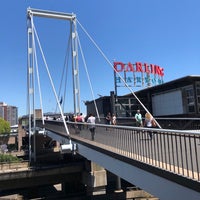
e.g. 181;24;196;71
36;119;200;182
67;121;200;182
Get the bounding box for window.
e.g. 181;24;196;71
115;98;135;117
196;82;200;113
118;98;129;104
184;85;195;113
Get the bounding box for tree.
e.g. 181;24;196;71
0;118;10;135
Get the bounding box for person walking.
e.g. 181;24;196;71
135;110;143;127
76;113;83;130
106;112;112;125
112;114;117;125
87;113;96;141
144;112;155;139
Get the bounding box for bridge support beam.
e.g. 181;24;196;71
82;161;107;196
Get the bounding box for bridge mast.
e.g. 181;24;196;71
27;14;34;164
27;8;80;163
71;14;80;115
27;8;80;113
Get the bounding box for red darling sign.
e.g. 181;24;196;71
113;61;164;77
113;61;164;88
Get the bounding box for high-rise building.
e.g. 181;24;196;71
0;102;18;126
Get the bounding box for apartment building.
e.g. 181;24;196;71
0;102;18;126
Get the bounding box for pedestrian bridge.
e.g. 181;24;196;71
36;119;200;200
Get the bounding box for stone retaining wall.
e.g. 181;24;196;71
0;161;29;171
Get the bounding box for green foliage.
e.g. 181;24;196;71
0;154;22;163
0;117;10;135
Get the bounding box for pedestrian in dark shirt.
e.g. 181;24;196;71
106;112;112;125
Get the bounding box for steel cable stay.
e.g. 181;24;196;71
31;19;70;136
77;32;101;122
31;17;102;123
28;7;161;136
55;30;71;113
61;36;71;112
30;16;44;125
77;19;162;128
30;16;46;163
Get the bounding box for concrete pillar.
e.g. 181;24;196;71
82;160;107;196
115;175;123;193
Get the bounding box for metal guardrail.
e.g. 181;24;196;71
66;121;200;183
154;117;200;130
36;119;200;183
83;116;200;130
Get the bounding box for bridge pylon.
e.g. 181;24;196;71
26;8;80;163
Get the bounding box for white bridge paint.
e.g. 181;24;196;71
77;142;200;200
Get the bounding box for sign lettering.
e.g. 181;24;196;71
114;61;164;88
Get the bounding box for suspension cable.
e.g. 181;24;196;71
77;32;101;122
32;23;70;135
30;17;44;125
77;19;161;128
55;31;71;113
62;35;70;111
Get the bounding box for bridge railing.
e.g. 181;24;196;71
66;121;200;183
36;119;200;183
94;116;200;130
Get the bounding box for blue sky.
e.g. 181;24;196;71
1;0;200;117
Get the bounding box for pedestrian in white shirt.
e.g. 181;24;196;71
87;113;96;141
